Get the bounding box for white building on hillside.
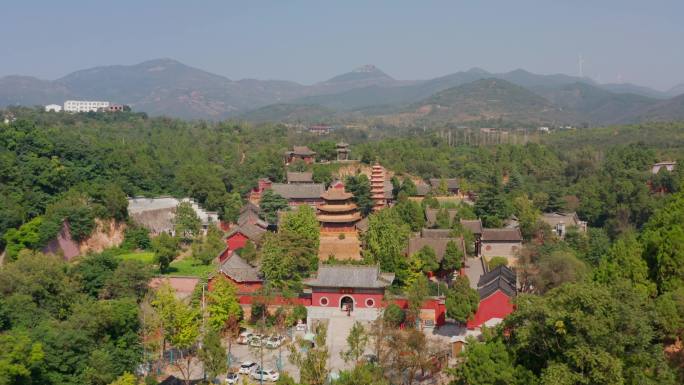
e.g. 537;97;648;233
127;196;219;236
45;104;62;112
64;100;110;113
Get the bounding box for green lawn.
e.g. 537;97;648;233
165;258;217;277
115;251;216;278
116;251;155;264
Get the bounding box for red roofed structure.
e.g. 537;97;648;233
466;265;516;330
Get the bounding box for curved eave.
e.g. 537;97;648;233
317;214;362;223
318;204;359;212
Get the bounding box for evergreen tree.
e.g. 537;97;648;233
259;190;289;224
220;192;243;223
435;207;452;229
346;174;374;215
445;276;479;323
441;240;464;272
174;201;201;240
400;177;418;196
151;233;179;273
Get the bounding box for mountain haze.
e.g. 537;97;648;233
392;78;574;125
1;58;682;124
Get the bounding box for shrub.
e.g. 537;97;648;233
383;303;405;326
487;256;508;270
122;225;151;250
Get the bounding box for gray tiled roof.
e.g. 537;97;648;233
226;223;267;242
290;146;316;156
428;178;459;190
478;276;516;299
287;172;314;183
219;253;262;283
407;235;465;260
303;265;394;288
539;212;581;228
237;209;261;226
460;219;483;235
420;229;452;238
481;228;522;242
414;184;431;196
425;208;458;227
477;265;516;288
271;183;326;200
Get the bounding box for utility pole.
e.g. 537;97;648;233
201;283;207;381
260;309;265;385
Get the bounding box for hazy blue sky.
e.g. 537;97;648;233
3;0;683;90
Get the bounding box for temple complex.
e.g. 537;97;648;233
371;163;387;212
317;185;361;232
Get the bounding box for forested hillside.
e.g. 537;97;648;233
1;108;684;384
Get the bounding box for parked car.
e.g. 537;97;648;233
251;368;280;382
225;372;239;384
237;331;253;345
295;322;307;332
265;335;286;349
238;361;257;375
249;335;264;347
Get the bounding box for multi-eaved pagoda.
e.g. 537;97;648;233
371;163;387;212
317;185;361;232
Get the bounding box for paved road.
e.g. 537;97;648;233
464;256;485;289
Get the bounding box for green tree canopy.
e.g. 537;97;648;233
442;240;464;272
362;208;410;279
151;233;179;273
260;189;289;224
445;276;479;323
173;201;201;240
206;278;242;334
279;204;320;251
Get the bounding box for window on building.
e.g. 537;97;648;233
319;297;329;306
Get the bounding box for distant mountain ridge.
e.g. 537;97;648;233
387;78;576;125
1;58;682;124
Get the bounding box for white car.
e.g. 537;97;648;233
251;368;279;382
265;335;286;349
225;372;239;384
238;361;257;375
295;323;307;332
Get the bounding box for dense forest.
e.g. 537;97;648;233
1;107;684;384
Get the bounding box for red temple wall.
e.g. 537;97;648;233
311;291;385;309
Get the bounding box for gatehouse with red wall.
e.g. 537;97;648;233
227;264;446;328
